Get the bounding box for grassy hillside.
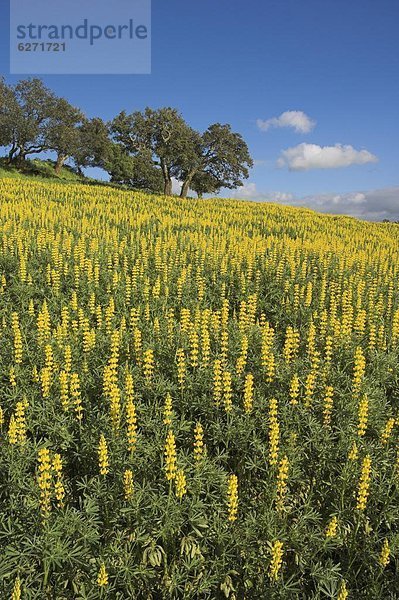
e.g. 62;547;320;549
1;179;399;599
0;157;90;183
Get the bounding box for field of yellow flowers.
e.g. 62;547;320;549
1;179;399;599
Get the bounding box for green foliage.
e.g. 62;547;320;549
110;108;253;197
3;78;56;162
46;99;84;172
0;157;86;183
1;78;253;197
180;123;254;198
72;117;111;174
105;145;163;193
111;107;200;195
1;180;399;597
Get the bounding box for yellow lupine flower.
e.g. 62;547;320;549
59;370;69;411
289;374;300;405
11;576;21;600
227;474;238;522
16;400;28;441
69;372;83;421
337;580;348;600
352;346;366;398
325;516;338;538
126;393;138;453
164;429;177;481
304;372;316;408
193;422;205;461
9;366;17;388
381;418;395;444
109;384;121;431
11;312;23;364
268;540;283;581
357;396;368;437
175;468;187;499
323;385;334;426
143;348;154;382
378;538;390;567
243;373;254;414
37;447;52;517
97;561;108;586
189;328;199;368
356;455;372;511
268;397;280;466
163;393;173;426
52;453;65;508
348;441;358;461
8;415;18;445
213;359;222;405
98;434;109;476
123;469;134;500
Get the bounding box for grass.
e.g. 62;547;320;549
0;157;91;184
0;157;151;194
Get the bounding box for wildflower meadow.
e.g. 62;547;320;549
1;179;399;598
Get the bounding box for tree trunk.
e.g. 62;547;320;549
164;178;172;195
180;179;191;198
7;145;18;163
160;159;172;195
180;170;197;198
15;150;27;165
55;154;66;174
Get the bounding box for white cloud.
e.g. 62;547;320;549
230;183;294;203
277;143;378;171
228;183;399;221
267;191;296;202
232;182;258;198
171;177;181;194
297;187;399;220
257;111;316;134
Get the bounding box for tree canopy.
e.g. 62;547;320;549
0;77;253;196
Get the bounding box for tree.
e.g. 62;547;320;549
71;117;111;174
179;123;253;198
71;118;162;191
0;78;18;151
2;77;253;197
102;143;135;184
190;171;223;198
104;145;163;192
111;107;200;195
5;78;56;163
46;98;84;173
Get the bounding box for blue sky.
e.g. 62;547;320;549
1;0;399;219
